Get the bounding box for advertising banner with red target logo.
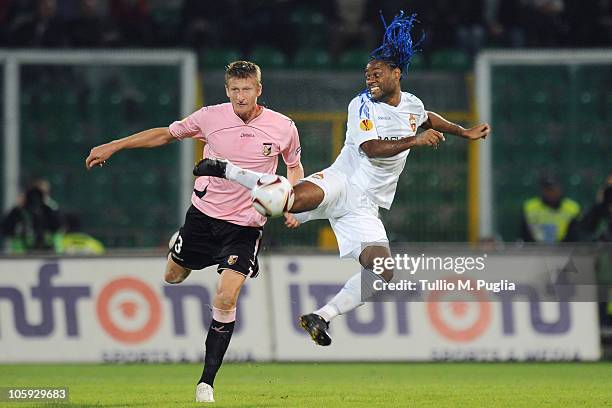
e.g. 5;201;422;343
268;255;601;361
0;254;602;362
0;258;272;362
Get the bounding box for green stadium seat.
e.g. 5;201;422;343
408;54;426;71
249;47;288;69
201;49;242;69
291;9;327;47
337;50;370;70
430;49;470;72
293;48;331;69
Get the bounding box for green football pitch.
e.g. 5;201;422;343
1;362;611;407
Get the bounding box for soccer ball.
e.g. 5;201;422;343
251;174;295;217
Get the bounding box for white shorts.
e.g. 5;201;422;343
294;168;389;260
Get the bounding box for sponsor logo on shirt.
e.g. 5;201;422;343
360;119;374;131
227;255;239;265
294;146;302;157
241;132;255;138
262;143;273;156
377;116;391;120
409;114;417;132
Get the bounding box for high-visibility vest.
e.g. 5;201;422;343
56;233;105;255
523;197;580;243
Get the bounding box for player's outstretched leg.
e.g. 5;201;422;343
194;158;264;190
299;313;332;346
193;158;228;178
194;158;326;214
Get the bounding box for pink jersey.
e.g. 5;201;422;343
169;103;301;227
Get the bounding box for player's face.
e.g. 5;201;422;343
365;60;401;102
225;76;262;118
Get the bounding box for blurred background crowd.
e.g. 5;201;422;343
1;0;611;60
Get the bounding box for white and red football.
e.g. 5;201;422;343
251;174;295;217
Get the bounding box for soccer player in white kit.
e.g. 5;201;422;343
195;12;490;346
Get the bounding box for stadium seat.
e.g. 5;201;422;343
201;49;242;69
430;49;470;72
337;50;371;70
293;48;331;69
408;54;426;71
291;9;327;48
249;47;288;69
150;6;181;34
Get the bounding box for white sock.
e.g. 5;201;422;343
315;270;385;322
225;162;264;189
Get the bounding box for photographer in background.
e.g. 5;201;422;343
1;185;62;254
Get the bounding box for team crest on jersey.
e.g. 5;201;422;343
228;255;239;265
262;143;273;156
311;172;324;180
409;114;417;132
360;119;374;131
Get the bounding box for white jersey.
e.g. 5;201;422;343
330;91;428;209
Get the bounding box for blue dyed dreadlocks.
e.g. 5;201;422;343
369;11;424;78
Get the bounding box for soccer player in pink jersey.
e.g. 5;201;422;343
85;61;304;403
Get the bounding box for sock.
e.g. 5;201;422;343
198;318;235;387
225;162;264;189
315;270;385;322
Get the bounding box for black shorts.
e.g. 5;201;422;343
170;205;263;278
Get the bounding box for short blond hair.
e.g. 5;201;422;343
225;61;262;84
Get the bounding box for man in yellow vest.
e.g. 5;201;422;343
520;175;581;242
55;213;105;255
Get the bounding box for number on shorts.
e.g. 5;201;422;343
174;234;183;253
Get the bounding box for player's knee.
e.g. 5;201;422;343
214;289;239;309
380;269;394;282
360;245;393;281
164;262;190;284
164;269;186;284
360;247;389;269
291;181;324;213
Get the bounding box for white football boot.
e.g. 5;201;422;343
195;383;215;403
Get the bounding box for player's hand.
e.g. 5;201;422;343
415;129;445;148
462;123;491;140
284;213;300;229
85;143;117;169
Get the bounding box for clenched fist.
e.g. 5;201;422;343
415;129;445;148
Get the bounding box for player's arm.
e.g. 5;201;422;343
286;162;304;186
85;127;174;169
422;111;490;140
360;129;445;158
282;122;304;228
284;163;304;228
